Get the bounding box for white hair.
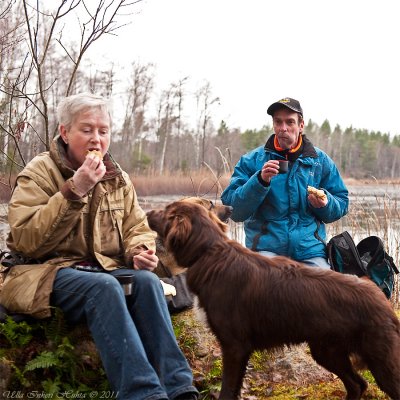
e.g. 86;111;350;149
57;93;112;130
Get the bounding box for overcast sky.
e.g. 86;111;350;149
86;0;399;136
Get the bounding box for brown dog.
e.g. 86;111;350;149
147;201;400;400
148;197;232;277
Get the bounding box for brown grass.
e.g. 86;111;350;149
344;178;400;186
131;170;230;197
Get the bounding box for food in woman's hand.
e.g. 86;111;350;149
307;185;327;200
85;150;103;160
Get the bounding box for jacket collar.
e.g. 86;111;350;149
50;136;124;184
264;134;318;160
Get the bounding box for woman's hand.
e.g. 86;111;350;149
72;153;106;196
133;249;159;271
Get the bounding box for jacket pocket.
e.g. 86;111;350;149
98;208;124;257
0;264;60;319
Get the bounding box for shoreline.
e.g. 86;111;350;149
1;181;400;215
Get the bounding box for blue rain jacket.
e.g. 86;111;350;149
221;135;349;261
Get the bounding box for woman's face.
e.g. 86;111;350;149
272;108;304;150
59;107;110;170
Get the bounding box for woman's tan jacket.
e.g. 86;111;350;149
0;137;156;319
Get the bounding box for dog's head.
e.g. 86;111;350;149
147;200;230;267
147;197;232;240
179;197;233;224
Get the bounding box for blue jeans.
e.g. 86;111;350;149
258;251;331;269
51;268;198;400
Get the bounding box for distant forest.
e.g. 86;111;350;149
1;0;399;184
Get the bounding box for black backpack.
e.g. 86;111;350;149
327;231;399;299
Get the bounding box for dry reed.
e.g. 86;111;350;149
131;170;230;198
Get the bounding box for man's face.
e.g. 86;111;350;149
59;107;110;169
272;108;304;150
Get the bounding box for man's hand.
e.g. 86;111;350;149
133;249;159;271
260;160;280;184
72;153;106;196
307;186;328;208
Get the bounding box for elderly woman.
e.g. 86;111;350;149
0;93;198;400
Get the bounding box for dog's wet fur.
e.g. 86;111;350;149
147;200;400;400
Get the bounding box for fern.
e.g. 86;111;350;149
42;377;62;394
1;312;111;391
23;336;80;390
0;317;34;347
56;336;74;357
24;351;60;371
9;361;31;388
44;308;69;346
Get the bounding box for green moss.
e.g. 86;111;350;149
250;350;274;370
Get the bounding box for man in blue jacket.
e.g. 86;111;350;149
221;97;348;268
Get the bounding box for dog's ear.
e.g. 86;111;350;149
165;211;193;251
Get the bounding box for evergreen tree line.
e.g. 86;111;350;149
112;117;400;180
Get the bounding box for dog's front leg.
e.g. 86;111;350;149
219;347;251;400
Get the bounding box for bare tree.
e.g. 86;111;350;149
173;76;188;170
0;0;27;182
121;61;154;168
0;1;24;74
0;0;142;190
156;85;176;175
195;81;219;167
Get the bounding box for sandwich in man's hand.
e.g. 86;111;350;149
307;185;327;201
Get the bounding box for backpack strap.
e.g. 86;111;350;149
0;250;42;272
342;231;367;274
386;254;399;274
251;222;268;252
314;220;326;245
